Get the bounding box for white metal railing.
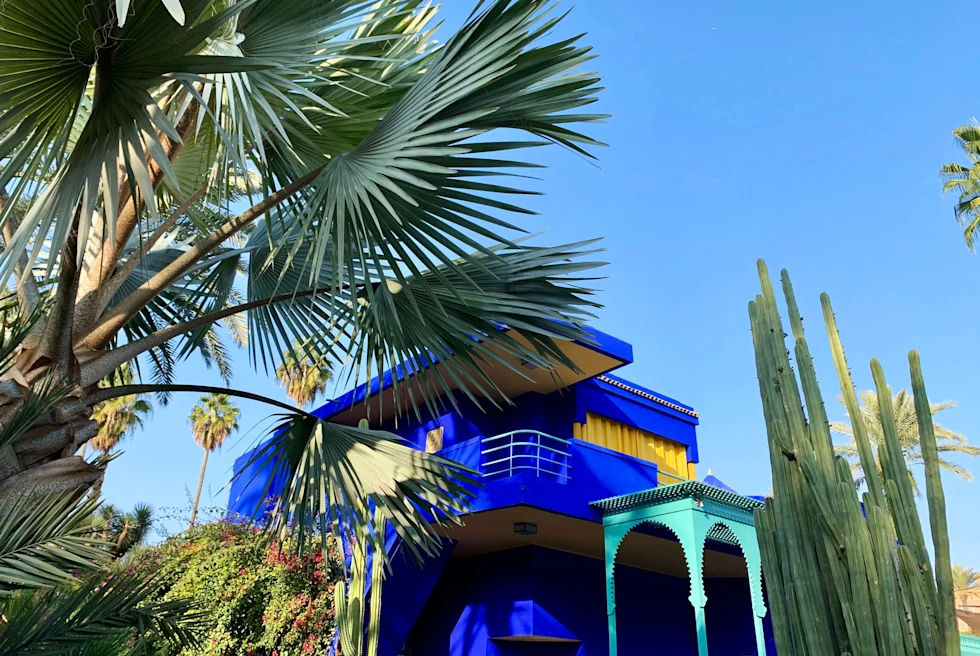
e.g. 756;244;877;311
480;430;572;482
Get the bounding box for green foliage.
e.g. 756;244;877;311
0;491;111;594
954;565;980;592
0;491;203;655
90;503;155;558
129;521;343;656
275;340;333;410
749;260;960;656
831;388;980;493
90;364;153;453
940;122;980;250
188;394;240;452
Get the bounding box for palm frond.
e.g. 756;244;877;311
249;237;603;419
834;387;978;489
0;491;110;595
242;413;479;565
0;569;205;654
0;0;270;282
274;0;603;293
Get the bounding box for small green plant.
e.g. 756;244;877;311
749;261;959;656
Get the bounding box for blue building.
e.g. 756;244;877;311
228;329;775;656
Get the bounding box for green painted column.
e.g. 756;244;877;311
726;521;768;656
602;522;631;656
687;520;710;656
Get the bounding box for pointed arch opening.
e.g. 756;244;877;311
610;520;700;654
702;522;760;655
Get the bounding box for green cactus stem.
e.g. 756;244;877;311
749;260;960;656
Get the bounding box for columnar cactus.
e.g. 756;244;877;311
749;260;960;656
334;507;386;656
335;419;386;656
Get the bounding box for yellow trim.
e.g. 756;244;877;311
579;412;692;484
687;461;697;480
572;422;582;440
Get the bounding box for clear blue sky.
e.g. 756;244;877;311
103;1;980;565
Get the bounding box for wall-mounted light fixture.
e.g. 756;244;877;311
514;522;537;536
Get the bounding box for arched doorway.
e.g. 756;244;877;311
702;523;765;655
609;520;699;654
593;481;768;656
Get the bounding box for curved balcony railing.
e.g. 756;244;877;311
480;430;572;482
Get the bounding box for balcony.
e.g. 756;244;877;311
437;429;665;521
481;430;572;483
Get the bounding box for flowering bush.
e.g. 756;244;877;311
130;521;342;656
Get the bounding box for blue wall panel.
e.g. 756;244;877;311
410;546;767;656
226;447;286;519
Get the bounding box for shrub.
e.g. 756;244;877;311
130;521;342;656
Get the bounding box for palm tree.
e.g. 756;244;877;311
0;0;605;566
831;389;980;493
940;121;980;250
86;364;153;455
188;394;240;528
276;341;333;409
954;565;980;592
90;502;154;557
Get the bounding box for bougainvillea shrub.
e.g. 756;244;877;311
130;521;342;656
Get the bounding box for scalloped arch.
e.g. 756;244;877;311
606;518;700;607
700;519;767;618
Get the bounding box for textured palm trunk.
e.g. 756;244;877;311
0;394;102;500
189;448;210;529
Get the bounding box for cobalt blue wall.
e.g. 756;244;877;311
380;379;699;465
382;389;579;451
226;448;287;519
409;546;768;656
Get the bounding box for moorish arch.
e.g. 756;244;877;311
592;481;768;656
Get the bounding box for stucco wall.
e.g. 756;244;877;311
409;545;770;656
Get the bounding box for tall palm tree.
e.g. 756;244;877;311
276;341;333;409
954;565;980;592
940;122;980;250
86;364;153;455
0;0;605;566
831;389;980;493
187;394;240;528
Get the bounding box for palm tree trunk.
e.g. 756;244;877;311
189;449;210;530
115;523;129;554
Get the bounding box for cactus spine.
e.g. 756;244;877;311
749;260;960;656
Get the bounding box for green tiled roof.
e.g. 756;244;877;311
591;480;765;514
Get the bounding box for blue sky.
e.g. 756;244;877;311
103;1;980;565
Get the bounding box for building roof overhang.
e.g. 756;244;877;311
315;325;633;426
591;480;764;516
